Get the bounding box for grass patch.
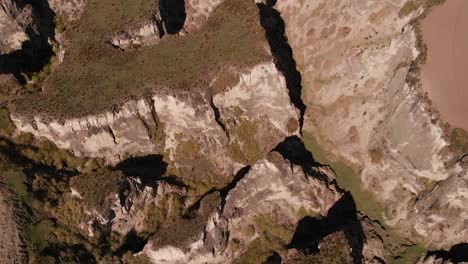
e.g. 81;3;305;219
0;108;14;135
228;118;261;164
399;1;419;18
389;244;428;264
12;0;269;118
233;214;295;264
0;168;53;258
425;0;446;8
69;171;121;208
142;193;185;234
302;131;383;221
449;128;468;159
233;238;276;264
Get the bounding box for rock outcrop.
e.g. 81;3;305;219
0;0;33;54
12;61;299;180
274;0;468;248
111;0;224;50
72;176;185;237
47;0;86;23
141;151;341;263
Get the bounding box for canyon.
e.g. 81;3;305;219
0;0;467;263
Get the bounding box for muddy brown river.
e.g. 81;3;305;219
421;0;468;131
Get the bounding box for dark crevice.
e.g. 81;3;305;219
159;0;186;34
219;165;251;212
41;244;96;263
257;1;306;130
288;193;366;264
210;95;230;140
273;136;336;184
113;229;148;257
106;126;117;145
264;252;282;264
0;0;56;84
114;154;167;188
427;243;468;263
458;153;468;163
186;165;251;216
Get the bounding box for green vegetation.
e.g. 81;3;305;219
389;244;428;264
25;55;59;93
302;131;383;220
69;170;121;208
234;214;296;264
399;1;419;18
13;0;268;117
233;238;276;264
302;132;433;263
400;0;447;18
0;108;14;135
228;118;261;164
285;232;353;264
254;214;295;245
0;168;54;259
143;193;185;234
449;128;468;160
425;0;446;8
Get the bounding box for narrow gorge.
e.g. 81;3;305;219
0;0;467;263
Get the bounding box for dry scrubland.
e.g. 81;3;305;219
12;0;268;117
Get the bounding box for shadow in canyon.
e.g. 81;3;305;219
287;193;366;264
258;0;306;129
274;136;332;183
114;154;167;187
160;0;186;34
0;0;56;84
114;229;148;257
429;243;468;263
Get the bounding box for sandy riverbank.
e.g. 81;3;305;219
421;0;468;130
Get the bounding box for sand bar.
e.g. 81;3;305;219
421;0;468;131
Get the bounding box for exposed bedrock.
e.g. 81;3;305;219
11;61;300;181
0;0;32;54
111;0;225;50
0;0;56;83
274;0;468;248
141;150;342;263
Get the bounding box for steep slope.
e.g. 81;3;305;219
0;186;26;264
141;151;342;263
274;0;467;249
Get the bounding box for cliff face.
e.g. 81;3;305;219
0;0;32;54
275;0;467;248
3;0;468;262
142;151;341;264
12;61;299;180
111;0;225;50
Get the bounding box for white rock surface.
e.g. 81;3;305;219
0;0;32;54
12;61;299;180
275;0;467;248
142;152;341;263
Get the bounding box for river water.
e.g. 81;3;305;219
420;0;468;130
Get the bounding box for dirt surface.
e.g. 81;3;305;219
421;0;468;130
0;188;24;264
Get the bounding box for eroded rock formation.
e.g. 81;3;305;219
274;0;468;248
0;0;32;54
11;62;299;176
111;0;225;50
141;151;341;263
1;0;467;262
